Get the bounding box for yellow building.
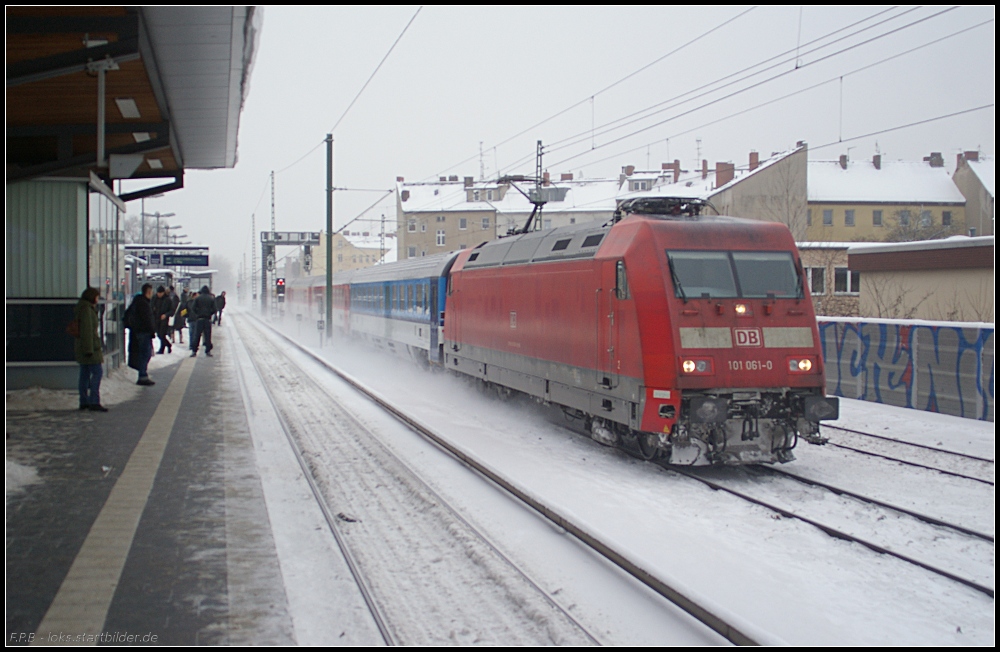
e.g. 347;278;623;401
806;154;967;242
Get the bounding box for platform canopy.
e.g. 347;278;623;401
6;6;260;201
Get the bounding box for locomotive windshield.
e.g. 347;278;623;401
667;250;800;299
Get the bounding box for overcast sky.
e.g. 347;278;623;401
125;5;995;284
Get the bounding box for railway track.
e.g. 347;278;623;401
234;316;601;646
820;423;994;486
242;314;771;646
663;465;994;599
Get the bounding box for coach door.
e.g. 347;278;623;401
597;260;622;389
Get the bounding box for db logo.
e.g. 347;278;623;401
734;328;762;347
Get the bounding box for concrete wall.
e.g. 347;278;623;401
818;318;994;422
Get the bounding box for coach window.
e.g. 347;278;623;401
615;260;630;299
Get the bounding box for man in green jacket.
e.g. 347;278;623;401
74;287;107;412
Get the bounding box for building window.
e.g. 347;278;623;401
407;220;416;232
487;190;493;201
807;209;812;226
823;209;833;226
420;224;427;232
473;190;480;201
337;254;343;262
834;267;860;294
942;211;952;226
920;211;932;227
570;218;576;224
899;210;910;226
436;215;446;222
459;217;467;230
482;217;490;230
337;239;343;248
845;209;855;227
873;210;882;226
460;244;467;250
436;229;445;246
807;267;826;295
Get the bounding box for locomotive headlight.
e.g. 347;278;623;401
788;357;814;372
734;303;747;315
681;358;714;375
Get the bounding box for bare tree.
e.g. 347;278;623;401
884;209;960;242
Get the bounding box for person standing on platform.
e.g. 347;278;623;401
152;285;173;354
190;285;217;357
213;290;227;325
173;288;189;345
167;285;180;343
74;287;107;411
126;283;156;385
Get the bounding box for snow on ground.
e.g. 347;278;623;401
257;310;994;646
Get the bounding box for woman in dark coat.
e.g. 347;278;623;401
173;289;189;344
152;286;173;354
74;287;106;411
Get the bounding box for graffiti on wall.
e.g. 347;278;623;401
818;319;994;422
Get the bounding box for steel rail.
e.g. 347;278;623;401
253;315;771;647
239;317;601;645
822;424;995;464
760;466;994;543
232;318;398;645
666;466;994;599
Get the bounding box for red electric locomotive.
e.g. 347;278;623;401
443;197;838;465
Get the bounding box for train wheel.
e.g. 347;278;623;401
636;432;660;460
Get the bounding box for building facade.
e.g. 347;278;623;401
806;153;967;242
952;151;994;237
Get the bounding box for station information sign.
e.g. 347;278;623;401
163;254;209;266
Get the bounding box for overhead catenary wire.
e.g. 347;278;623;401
544;15;993;171
425;6;759;182
505;6;967;175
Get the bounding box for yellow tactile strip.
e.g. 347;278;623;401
32;358;196;646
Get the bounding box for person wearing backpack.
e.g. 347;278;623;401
73;287;107;411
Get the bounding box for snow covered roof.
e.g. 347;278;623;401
398;178;619;215
965;158;995;197
808;159;966;204
846;234;994;256
619;148;801;201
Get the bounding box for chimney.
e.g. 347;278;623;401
872;154;881;170
464;176;474;188
543;171;551;186
448;175;458;182
965;150;979;162
439;176;447;182
796;140;806;149
749;151;759;171
662;160;681;183
396;176;404;182
401;190;410;202
623;165;635;177
701;159;708;179
839;154;848;170
560;172;573;181
923;152;944;168
715;162;735;188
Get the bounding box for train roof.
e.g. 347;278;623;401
463;220;610;270
348;251;461;283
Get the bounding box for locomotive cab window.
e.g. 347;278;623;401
666;250;798;299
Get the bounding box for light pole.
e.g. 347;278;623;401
141;211;176;245
162;224;182;244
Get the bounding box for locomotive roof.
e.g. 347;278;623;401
462;220;610;269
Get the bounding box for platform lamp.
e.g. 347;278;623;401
141;211;175;244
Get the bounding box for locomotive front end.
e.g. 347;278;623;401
633;213;839;466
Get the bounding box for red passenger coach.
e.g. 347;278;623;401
444;197;838;465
